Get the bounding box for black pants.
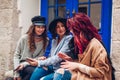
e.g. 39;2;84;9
20;65;36;80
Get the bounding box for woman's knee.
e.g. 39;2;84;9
56;68;65;74
40;73;54;80
30;67;52;80
23;66;35;74
40;76;45;80
54;69;71;80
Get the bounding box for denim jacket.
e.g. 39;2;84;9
38;34;73;70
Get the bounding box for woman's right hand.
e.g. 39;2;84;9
60;61;79;71
14;77;21;80
26;58;38;66
38;56;46;60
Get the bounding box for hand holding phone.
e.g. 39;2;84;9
26;58;38;66
14;64;23;71
14;66;20;71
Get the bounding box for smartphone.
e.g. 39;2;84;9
14;65;20;71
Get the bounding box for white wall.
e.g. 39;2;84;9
18;0;41;35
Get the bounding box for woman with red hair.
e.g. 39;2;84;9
53;13;113;80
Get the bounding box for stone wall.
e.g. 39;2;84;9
0;0;20;79
0;0;120;80
111;0;120;80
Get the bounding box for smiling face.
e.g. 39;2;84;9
56;22;66;38
34;25;45;35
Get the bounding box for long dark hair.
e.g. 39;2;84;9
49;18;70;39
26;24;47;52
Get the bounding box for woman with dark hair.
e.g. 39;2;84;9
13;16;50;80
53;13;113;80
26;17;73;80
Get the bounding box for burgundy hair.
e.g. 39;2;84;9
67;13;101;54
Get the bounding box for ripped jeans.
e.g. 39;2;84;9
30;66;54;80
53;69;71;80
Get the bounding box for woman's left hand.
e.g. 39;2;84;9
26;58;38;66
60;61;79;70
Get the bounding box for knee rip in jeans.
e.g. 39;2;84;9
56;68;65;74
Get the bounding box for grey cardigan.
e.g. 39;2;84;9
38;34;73;70
14;34;48;77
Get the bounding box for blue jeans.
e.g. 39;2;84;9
53;70;71;80
30;66;54;80
20;65;36;80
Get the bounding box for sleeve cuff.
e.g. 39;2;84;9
37;60;41;67
78;63;90;74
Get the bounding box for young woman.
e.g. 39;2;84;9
26;17;73;80
53;13;113;80
13;16;50;80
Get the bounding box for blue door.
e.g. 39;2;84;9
41;0;112;54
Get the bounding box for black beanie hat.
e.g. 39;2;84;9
31;16;46;26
